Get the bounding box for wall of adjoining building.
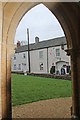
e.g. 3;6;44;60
11;52;28;72
48;45;70;74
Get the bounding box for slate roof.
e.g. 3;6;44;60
15;37;66;53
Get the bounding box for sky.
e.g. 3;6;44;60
14;3;65;44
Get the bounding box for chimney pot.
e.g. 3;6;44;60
17;41;20;47
35;37;39;44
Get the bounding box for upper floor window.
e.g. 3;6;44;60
39;51;43;59
14;64;16;70
23;53;26;58
14;55;16;60
56;48;60;57
18;64;21;70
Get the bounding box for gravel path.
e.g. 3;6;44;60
12;97;72;118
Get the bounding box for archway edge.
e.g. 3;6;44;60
3;2;80;49
1;2;80;119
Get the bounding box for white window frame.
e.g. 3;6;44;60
56;48;60;57
14;64;16;70
40;63;43;70
39;51;43;59
23;53;26;59
14;55;16;60
18;64;21;70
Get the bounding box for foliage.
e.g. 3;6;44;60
50;67;54;74
11;74;72;106
69;69;71;75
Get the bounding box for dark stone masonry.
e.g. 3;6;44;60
28;73;71;80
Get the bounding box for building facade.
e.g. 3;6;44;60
11;37;71;75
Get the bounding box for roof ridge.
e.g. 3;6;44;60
18;36;65;47
15;36;66;53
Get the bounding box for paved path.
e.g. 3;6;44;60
12;97;72;118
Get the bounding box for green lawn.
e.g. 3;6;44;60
11;74;72;106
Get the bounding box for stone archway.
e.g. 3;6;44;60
0;2;80;119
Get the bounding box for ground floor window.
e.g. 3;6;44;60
14;64;16;70
40;63;43;70
18;64;21;70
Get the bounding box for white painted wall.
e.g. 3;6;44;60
48;45;70;73
11;45;71;74
11;52;28;72
30;48;47;73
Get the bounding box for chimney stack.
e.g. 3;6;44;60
17;41;20;47
35;37;39;44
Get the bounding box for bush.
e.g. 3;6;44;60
50;67;54;74
69;69;71;75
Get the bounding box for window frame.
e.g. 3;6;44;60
39;51;43;59
56;48;60;57
14;64;16;70
40;63;43;70
23;53;26;59
14;55;16;60
18;64;21;70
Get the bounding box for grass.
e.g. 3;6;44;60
11;74;72;106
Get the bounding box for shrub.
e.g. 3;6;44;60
69;69;71;75
50;67;54;74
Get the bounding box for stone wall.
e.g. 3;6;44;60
11;72;71;80
28;73;71;80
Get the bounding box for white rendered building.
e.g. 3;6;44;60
11;37;71;75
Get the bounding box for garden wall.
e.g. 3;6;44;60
11;72;71;80
27;73;71;80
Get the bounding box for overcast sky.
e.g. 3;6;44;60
14;3;65;44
